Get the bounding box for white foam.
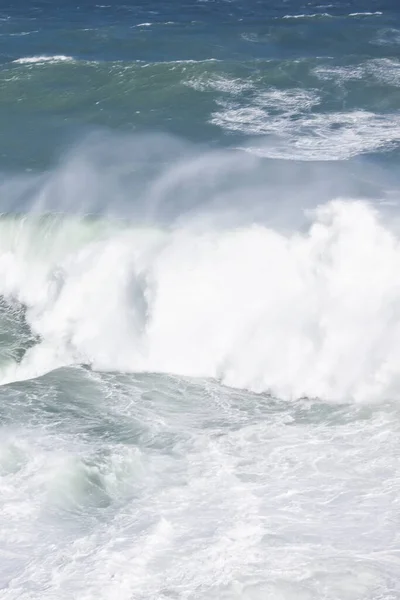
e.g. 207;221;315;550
212;98;400;160
314;59;400;87
13;55;74;65
2;400;398;599
189;77;400;158
348;11;383;16
5;31;39;37
185;74;254;94
2;198;400;403
282;13;332;19
372;28;400;46
313;63;365;82
281;11;381;19
138;59;219;69
166;58;219;64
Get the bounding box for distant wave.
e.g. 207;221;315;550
134;21;177;27
3;31;39;37
13;55;75;65
282;11;382;20
282;13;332;19
348;11;383;17
11;56;217;68
142;58;219;66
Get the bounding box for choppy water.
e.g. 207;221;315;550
1;1;400;599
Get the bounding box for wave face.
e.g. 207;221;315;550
0;136;399;403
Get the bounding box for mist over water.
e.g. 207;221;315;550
1;1;400;599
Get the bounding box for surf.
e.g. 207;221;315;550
1;193;400;403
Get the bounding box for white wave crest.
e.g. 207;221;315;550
13;55;75;65
1;197;400;403
282;13;332;19
348;11;383;16
281;11;381;19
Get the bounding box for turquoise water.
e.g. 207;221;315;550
1;2;400;599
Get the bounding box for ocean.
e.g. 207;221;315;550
1;1;400;598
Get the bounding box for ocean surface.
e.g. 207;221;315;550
1;1;400;598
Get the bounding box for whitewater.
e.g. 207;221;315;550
3;195;400;403
0;134;398;599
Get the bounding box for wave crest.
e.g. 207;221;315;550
1;198;400;403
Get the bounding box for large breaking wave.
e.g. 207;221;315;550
0;133;399;402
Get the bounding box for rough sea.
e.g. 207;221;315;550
1;1;400;598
